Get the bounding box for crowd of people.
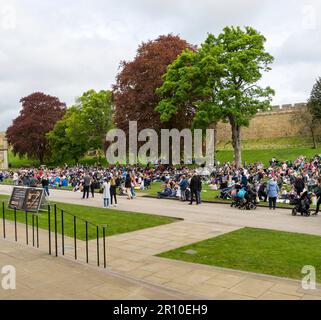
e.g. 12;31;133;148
1;154;321;213
207;155;321;213
0;165;155;208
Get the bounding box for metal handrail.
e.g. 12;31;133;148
1;201;107;268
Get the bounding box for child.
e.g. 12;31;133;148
102;178;111;208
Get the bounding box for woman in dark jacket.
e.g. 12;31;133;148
314;179;321;215
110;176;118;207
125;173;132;199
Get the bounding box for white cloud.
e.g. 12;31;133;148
0;0;320;130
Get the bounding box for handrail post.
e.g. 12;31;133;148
86;221;88;264
96;226;100;267
74;216;77;260
61;210;65;256
103;225;106;269
2;202;5;239
32;214;35;247
48;205;51;255
25;211;28;245
36;215;39;248
54;204;58;257
14;207;17;242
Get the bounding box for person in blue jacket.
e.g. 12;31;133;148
179;176;189;201
267;177;279;210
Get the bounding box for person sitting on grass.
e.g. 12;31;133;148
258;182;267;202
280;187;288;203
157;183;173;199
209;181;218;191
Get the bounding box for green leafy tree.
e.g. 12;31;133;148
48;90;113;164
156;27;274;167
47;107;88;164
75;90;113;153
308;77;321;119
304;77;321;149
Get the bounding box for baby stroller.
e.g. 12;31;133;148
230;187;247;209
243;186;258;210
291;191;312;216
231;186;257;210
218;187;232;200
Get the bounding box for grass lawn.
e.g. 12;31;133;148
6;138;321;168
158;227;321;283
216;147;321;166
7;150;40;168
0;195;178;241
0;178;76;191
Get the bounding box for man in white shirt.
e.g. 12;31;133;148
102;178;111;208
13;172;19;186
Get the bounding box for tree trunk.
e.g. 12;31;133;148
311;127;317;149
39;154;44;165
229;117;242;168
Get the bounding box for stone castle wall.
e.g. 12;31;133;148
216;103;319;141
0;133;8;170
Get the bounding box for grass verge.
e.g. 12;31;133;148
157;227;321;283
0;194;178;241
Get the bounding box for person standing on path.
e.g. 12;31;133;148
179;175;188;201
189;173;202;205
110;176;118;207
267;177;279;210
82;173;91;199
90;176;97;198
313;178;321;215
41;175;50;197
125;172;132;200
13;172;19;186
102;178;111;208
130;173;137;199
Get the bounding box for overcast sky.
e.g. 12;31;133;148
0;0;320;130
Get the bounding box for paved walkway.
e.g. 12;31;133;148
0;239;199;300
1;184;321;300
2;185;321;236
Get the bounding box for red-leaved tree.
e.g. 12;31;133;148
6;92;66;163
113;34;196;136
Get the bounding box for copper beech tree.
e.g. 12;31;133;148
6;92;66;163
113;34;196;139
